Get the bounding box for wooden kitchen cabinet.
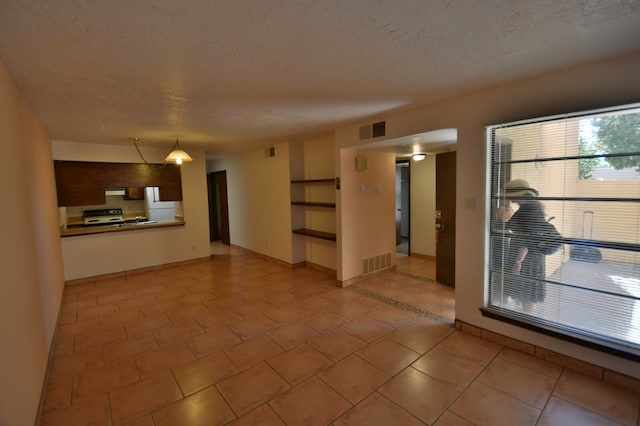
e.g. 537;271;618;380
124;187;144;200
54;161;183;206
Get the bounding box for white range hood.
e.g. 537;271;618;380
105;188;126;196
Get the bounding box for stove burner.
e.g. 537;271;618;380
83;208;125;226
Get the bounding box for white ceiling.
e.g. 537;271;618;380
1;1;639;155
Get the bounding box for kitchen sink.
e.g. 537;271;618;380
121;220;158;226
136;220;158;225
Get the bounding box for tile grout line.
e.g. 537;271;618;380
347;285;452;324
533;366;565;426
429;339;505;425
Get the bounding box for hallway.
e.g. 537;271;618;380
39;245;640;425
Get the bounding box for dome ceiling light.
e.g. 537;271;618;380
412;153;426;161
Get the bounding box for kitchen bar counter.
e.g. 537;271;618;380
60;220;185;238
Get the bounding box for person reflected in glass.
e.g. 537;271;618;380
503;179;547;314
491;203;514;269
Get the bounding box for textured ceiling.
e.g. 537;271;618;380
1;0;640;154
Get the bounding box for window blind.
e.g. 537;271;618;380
486;103;640;357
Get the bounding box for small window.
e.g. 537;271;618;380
486;103;640;358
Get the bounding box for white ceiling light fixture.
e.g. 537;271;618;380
412;153;426;161
164;138;193;165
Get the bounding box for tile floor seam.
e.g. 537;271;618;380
427;336;505;425
169;367;186;400
349;344;444;422
350;390;429;426
497;350;564;381
106;390;114;426
549;392;635;426
476;373;548;414
265;400;289;426
533;368;565;426
316;354;391;407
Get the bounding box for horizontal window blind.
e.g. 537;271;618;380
486;103;640;357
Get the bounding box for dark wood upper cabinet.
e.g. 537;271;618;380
54;161;183;206
124;187;144;200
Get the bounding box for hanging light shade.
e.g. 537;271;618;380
164;138;193;164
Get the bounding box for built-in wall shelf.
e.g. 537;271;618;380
291;178;334;184
290;177;336;242
292;228;337;241
291;201;336;208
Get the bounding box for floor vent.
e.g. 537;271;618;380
362;253;392;275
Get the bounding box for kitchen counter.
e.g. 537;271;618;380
60;220;185;237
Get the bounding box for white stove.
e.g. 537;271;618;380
83;208;125;226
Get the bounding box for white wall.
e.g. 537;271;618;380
335;53;640;378
53;141;211;280
209;141;294;263
410;155;436;256
0;60;65;426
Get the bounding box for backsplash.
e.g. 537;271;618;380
66;195;145;218
61;196;145;227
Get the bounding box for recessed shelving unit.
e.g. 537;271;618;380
291;201;336;208
291;178;336;241
292;228;337;241
291;178;334;184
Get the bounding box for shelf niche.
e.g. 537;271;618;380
292;228;337;241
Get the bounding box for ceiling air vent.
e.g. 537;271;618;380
372;121;386;138
359;121;386;140
359;125;372;140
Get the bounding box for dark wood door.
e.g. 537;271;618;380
207;171;230;245
436;151;456;287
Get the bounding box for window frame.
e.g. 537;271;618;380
484;102;640;361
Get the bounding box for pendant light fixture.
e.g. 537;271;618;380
164;138;192;165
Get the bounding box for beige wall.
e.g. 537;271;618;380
335;53;640;378
210;136;339;271
338;149;396;281
0;61;65;426
209;141;295;263
52;140;211;280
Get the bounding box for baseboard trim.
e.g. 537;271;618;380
229;245;338;277
339;265;397;288
407;252;436;260
455;319;640;393
64;256;211;286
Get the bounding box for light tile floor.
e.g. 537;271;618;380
396;253;437;283
39;244;640;425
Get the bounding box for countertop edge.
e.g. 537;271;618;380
60;221;186;238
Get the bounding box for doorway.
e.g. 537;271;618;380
396;160;410;255
207;171;230;245
435;151;456;286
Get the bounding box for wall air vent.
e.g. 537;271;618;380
265;146;276;157
359;121;386;140
362;253;392;275
359;125;372;140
